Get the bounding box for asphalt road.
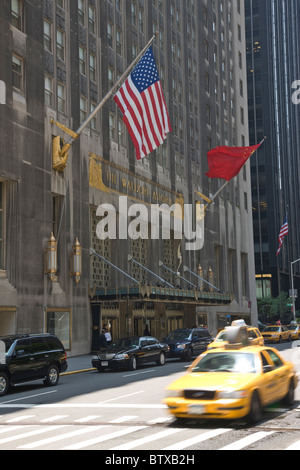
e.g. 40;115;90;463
0;342;300;452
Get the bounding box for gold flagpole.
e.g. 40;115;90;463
52;35;157;171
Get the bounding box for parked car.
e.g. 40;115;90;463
0;334;68;396
92;336;169;372
163;328;213;361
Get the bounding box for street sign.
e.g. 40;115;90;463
289;289;298;299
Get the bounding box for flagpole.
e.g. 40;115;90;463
58;34;157;159
203;136;267;210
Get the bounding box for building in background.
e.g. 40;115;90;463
0;0;256;356
245;0;300;309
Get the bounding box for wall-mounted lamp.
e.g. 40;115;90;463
45;232;57;281
71;237;82;284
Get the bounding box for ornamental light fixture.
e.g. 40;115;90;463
71;237;82;284
45;232;57;281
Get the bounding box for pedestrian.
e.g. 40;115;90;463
98;329;108;351
143;324;151;336
105;329;112;345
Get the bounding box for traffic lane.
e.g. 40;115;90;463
0;359;188;408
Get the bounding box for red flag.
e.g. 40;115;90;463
206;143;262;181
114;47;171;160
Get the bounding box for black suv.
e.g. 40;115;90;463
163;328;213;361
0;334;68;396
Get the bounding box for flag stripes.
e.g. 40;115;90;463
114;47;171;160
276;217;289;255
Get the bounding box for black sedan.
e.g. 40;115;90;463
92;336;170;372
163;327;213;361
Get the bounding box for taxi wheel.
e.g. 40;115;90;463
248;391;262;423
283;380;294;406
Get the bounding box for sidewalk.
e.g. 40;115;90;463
61;354;96;375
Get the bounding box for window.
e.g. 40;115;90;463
79;46;86;75
116;29;122;55
90;103;97;130
266;350;283;368
46;309;71;350
89;53;96;82
88;5;95;33
107;22;113;48
109;113;115;139
78;0;85;25
44;76;53;106
57;83;66;113
11;0;23;31
0;181;5;270
12;54;24;92
44;20;52;52
56;29;65;61
80;96;87;123
131;1;137;26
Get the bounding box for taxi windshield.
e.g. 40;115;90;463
288;326;297;330
192;352;257;374
264;327;280;332
214;331;227;342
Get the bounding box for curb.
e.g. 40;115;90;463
61;367;97;376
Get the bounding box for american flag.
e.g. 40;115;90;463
276;216;289;256
114;47;171;160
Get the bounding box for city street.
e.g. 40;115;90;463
0;344;300;452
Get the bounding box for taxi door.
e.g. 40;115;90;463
259;351;281;405
264;348;289;400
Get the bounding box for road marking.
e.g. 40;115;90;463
97;391;144;404
62;425;148;450
123;369;156;377
286;440;300;450
163;428;232;450
219;431;275;450
109;416;138;423
40;415;69;423
0;403;167;409
0;390;57;404
0;425;25;434
148;416;173;424
110;427;184;450
6;415;36;423
0;425;66;445
19;425;106;449
74;416;101;423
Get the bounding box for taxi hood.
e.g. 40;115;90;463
166;371;256;392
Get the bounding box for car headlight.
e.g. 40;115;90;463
165;390;182;398
176;344;187;350
114;353;129;360
218;390;248;399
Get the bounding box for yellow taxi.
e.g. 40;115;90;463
208;325;264;350
164;329;297;423
261;325;292;343
288;324;300;340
